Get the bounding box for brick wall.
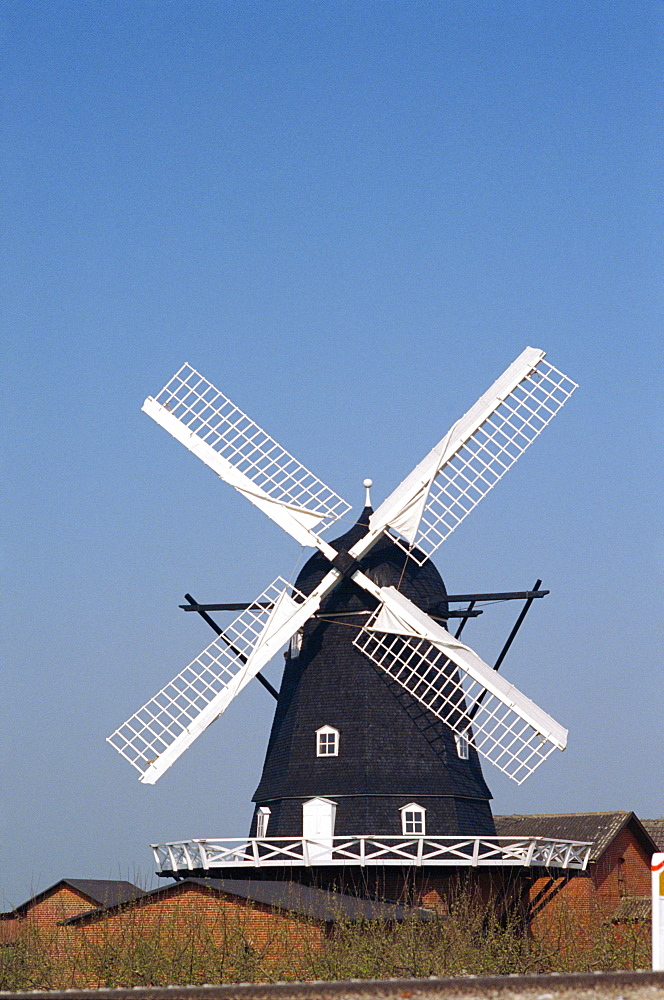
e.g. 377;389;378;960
593;825;652;904
401;827;653;936
415;868;520;914
1;883;326;988
527;823;652;938
0;917;20;945
0;886;99;946
75;882;324;952
66;882;325;983
26;888;97;931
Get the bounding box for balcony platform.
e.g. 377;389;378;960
152;835;591;876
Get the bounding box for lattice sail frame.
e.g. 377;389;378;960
374;350;577;566
107;578;306;784
353;600;563;784
109;348;576;786
142;364;351;546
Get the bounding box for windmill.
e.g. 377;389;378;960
108;347;577;847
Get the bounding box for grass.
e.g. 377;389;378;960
0;884;651;991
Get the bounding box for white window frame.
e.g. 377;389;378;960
255;805;271;838
316;725;339;757
289;630;303;659
400;802;426;836
455;732;469;760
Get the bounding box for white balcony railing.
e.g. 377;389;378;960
151;835;591;873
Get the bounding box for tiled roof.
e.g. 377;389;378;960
64;877;434;925
494;812;656;862
643;819;664;851
59;880;145;908
2;879;144;917
612;896;651;923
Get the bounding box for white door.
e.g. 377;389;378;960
302;797;337;861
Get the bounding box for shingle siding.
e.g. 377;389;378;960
252;508;494;838
253;794;494;838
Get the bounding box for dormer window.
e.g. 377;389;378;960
255;806;271;838
455;732;469;760
400;802;426;835
316;725;339;757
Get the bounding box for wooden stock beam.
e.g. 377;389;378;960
183;593;279;701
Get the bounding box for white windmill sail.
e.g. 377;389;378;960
353;587;567;784
113;350;577;787
368;348;577;565
143;364;351;548
107;577;316;783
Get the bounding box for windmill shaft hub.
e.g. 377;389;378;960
330;550;362;579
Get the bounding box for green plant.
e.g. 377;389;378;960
0;883;650;990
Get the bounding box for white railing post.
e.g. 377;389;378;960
652;852;664;970
199;841;209;870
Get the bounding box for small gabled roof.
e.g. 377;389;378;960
64;877;434;926
494;811;657;863
642;819;664;851
612;896;651;923
1;879;144;918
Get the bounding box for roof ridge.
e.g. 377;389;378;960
494;810;631;818
62;877;434;926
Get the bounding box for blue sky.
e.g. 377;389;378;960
2;1;662;907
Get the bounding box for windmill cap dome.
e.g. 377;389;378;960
294;507;448;616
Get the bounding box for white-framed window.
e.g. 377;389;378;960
289;630;303;659
400;802;426;835
255;806;271;838
455;732;469;760
316;725;339;757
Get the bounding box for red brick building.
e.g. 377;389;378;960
1;875;431;986
65;877;432;983
494;811;658;933
0;879;143;945
63;876;428;936
2;809;659;975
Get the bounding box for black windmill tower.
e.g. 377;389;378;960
109;348;577;868
250;499;495;840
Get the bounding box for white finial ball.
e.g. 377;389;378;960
363;478;373;488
